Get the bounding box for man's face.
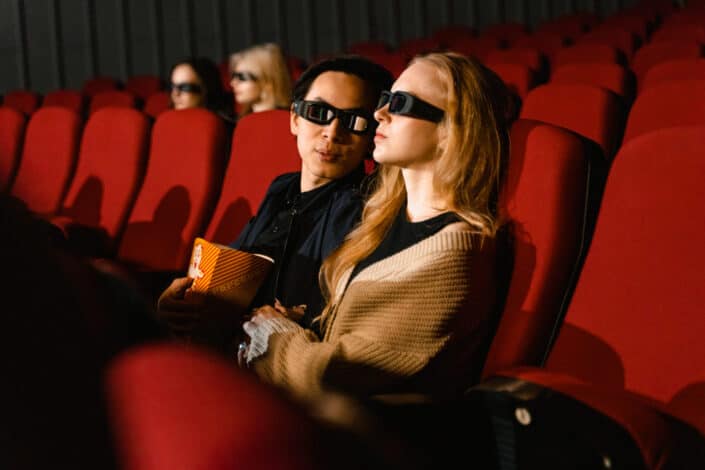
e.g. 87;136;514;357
291;71;375;191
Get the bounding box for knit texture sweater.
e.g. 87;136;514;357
249;223;498;401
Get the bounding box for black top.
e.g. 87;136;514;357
349;206;460;282
231;165;366;326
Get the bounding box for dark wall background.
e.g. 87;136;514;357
1;0;646;94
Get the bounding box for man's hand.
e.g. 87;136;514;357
156;277;205;334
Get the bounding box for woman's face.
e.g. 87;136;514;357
170;64;204;110
231;58;264;107
373;61;446;170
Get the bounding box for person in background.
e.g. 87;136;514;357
169;56;235;125
157;56;394;352
242;52;511;403
229;43;292;119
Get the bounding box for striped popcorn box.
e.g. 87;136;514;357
188;237;274;311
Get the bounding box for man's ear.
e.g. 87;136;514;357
290;104;299;136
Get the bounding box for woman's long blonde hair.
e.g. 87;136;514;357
230;43;292;116
318;52;510;317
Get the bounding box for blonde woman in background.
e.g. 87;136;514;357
230;43;293;119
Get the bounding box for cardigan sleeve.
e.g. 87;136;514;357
249;236;496;399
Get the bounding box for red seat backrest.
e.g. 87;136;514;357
553;43;624;67
650;24;705;44
444;36;502;63
482;119;598;378
641;58;705;90
346;41;392;56
622;79;705;145
204;109;300;245
58;108;150;246
89;90;137;114
520;83;626;159
83;76;119;97
514;32;567;62
43;89;85;114
631;40;704;84
485;61;536;100
10;107;81;215
3;90;41;116
480;22;529;47
580;27;641;58
551;63;636;103
117;108;226;271
534;12;600;42
106;344;319;470
487;47;546;75
124;75;163;101
0;107;26;190
397;37;441;59
143;91;171;119
543;126;705;435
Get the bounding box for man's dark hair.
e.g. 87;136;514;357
292;55;394;106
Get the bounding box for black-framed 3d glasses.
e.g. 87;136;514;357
231;71;258;82
169;82;203;94
377;90;444;123
293;100;374;134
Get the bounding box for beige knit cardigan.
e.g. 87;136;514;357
250;223;498;400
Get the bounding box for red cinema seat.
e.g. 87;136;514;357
116;108;226;271
53;108;150;256
444;36;503;63
203;109;300;245
474;126;705;468
397;37;441;59
3;90;41;116
578;27;641;59
622;79;705;145
10;107;81;215
485;62;537;100
0;107;26;191
432;25;476;45
551;63;636;104
553;43;626;67
514;32;568;63
650;24;705;44
534;12;600;42
83;76;119;97
43;89;85;114
487;47;547;76
631;40;704;85
143;91;171;119
125;75;163;101
89;90;138;114
520;83;626;160
346;41;392;56
640;58;705;90
480;22;529;47
106;344;321;470
362;52;408;79
482;119;601;378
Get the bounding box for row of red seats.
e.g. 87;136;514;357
1;107;299;275
0;88;171;119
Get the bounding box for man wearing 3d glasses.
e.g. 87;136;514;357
157;56;394;350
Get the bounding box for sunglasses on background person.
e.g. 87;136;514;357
231;71;258;82
376;90;444;123
293;100;374;134
169;82;203;94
